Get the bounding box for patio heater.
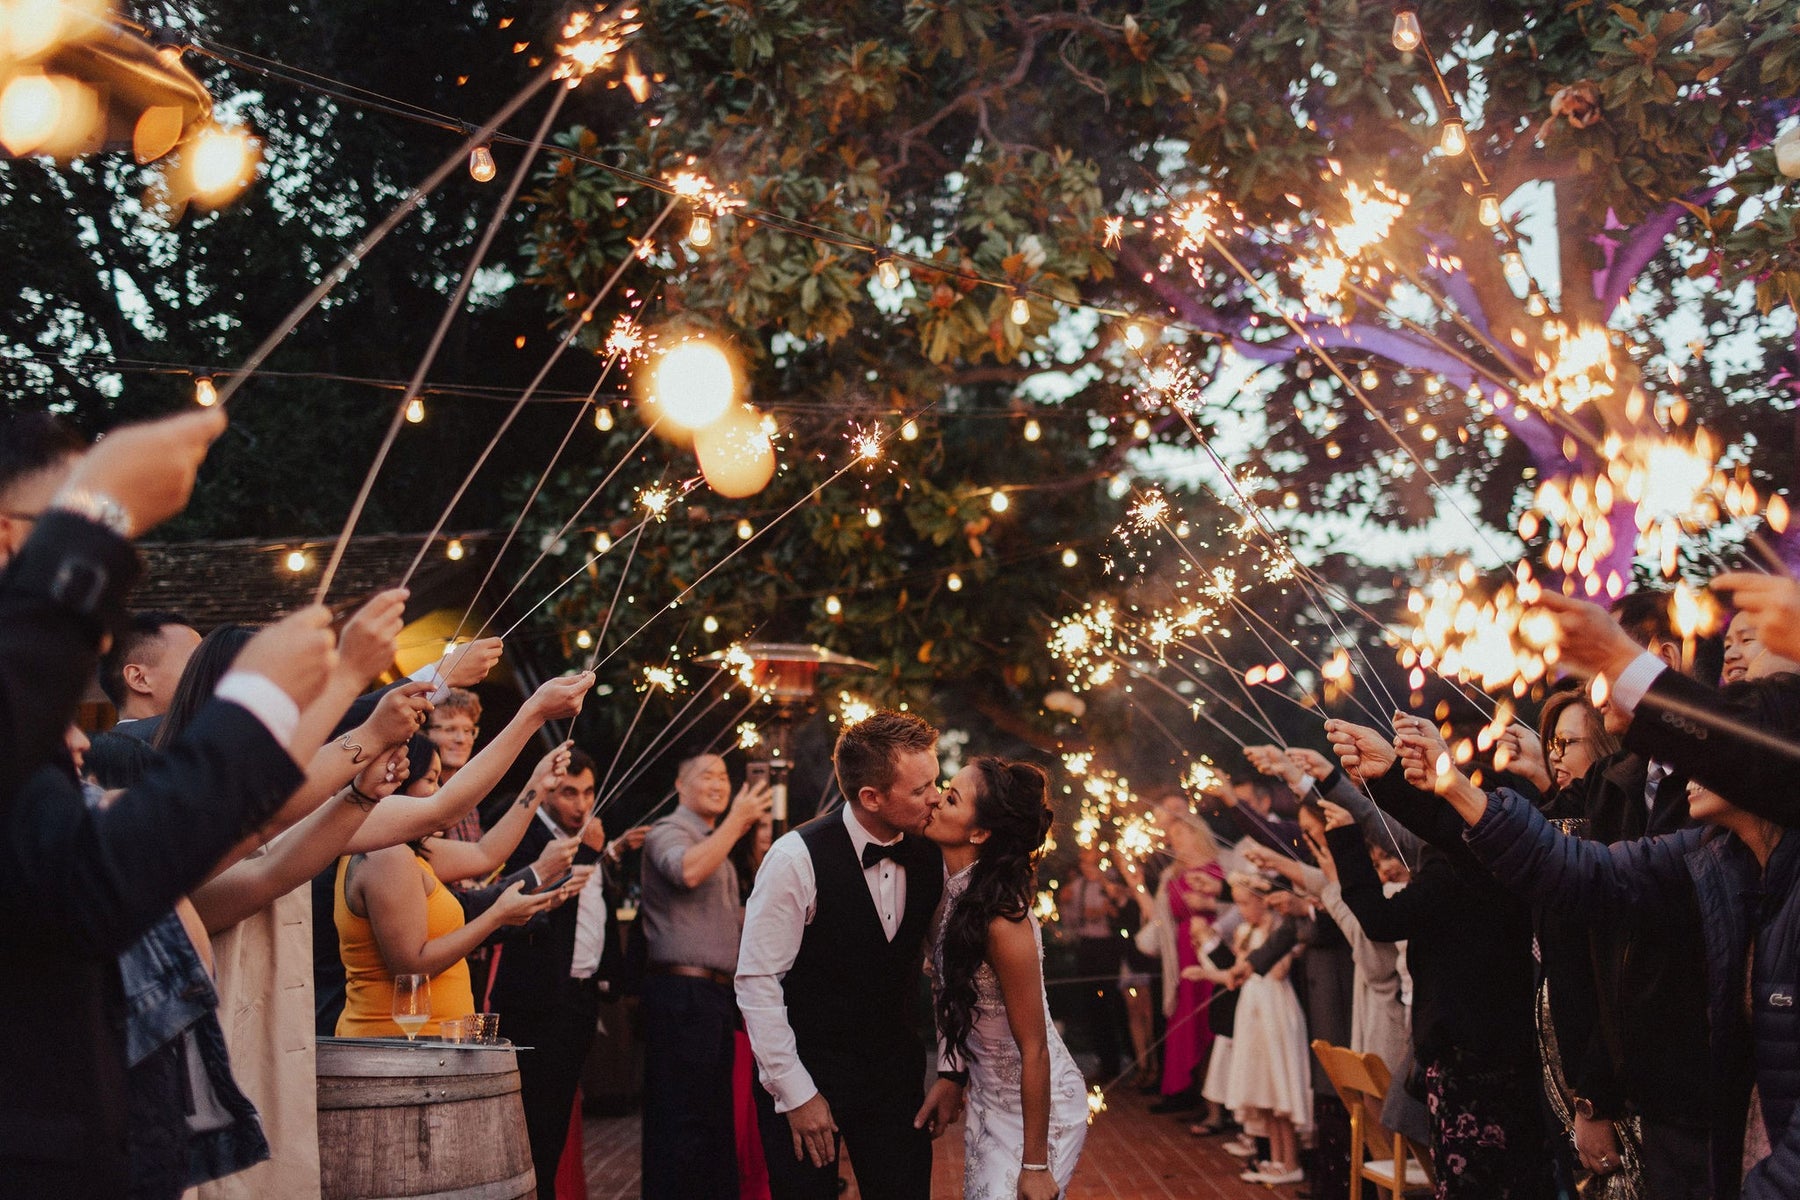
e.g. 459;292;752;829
722;643;872;834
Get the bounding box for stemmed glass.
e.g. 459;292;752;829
392;974;430;1041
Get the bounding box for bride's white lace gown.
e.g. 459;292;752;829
930;866;1089;1199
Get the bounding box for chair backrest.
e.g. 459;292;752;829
1310;1040;1436;1195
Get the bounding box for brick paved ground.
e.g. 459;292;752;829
583;1084;1284;1199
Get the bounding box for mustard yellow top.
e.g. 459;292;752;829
334;853;475;1038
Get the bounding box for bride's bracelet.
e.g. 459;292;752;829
1020;1162;1049;1173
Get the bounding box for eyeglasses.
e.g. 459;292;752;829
1546;735;1590;758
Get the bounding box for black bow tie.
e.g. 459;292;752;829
862;841;900;869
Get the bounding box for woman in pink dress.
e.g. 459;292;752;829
1135;813;1225;1117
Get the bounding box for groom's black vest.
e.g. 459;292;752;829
781;812;943;1111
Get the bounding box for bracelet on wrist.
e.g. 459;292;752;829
937;1068;969;1087
344;782;380;811
1020;1161;1050;1172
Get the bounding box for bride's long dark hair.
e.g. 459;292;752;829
936;756;1055;1063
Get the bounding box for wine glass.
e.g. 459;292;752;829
392;974;430;1041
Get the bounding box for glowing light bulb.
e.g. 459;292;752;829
866;508;882;528
1133;418;1151;440
284;549;309;572
687;213;713;248
1325;440;1342;459
446;538;465;561
1526;289;1548;317
189;125;257;202
876;257;901;290
1477;192;1501;227
1023;419;1041;442
1501;249;1528;291
825;595;842;616
703;614;719;633
1123;323;1146;350
0;73;61;156
651;338;736;430
1360;367;1380;390
405;397;425;423
469;143;497;182
901;419;919;442
946;573;964;592
594;531;613;553
990;491;1010;513
575;629;593;649
1439;117;1468;157
1061;547;1078;568
1392;7;1422;51
736;519;753;540
1010;294;1031;325
594;406;614;431
193;376;217;407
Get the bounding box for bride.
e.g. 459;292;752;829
927;757;1088;1199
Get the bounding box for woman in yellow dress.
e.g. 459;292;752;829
335;739;585;1037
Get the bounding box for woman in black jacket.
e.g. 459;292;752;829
1394;676;1800;1200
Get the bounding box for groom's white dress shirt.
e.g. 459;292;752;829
737;803;907;1113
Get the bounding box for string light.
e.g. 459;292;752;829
1526;289;1548;317
1023;418;1041;442
736;518;753;539
1439;116;1468;157
687;213;713;248
1392;7;1423;52
1009;292;1031;326
875;256;901;290
469;143;497;182
1123;323;1146;350
284;549;309;572
574;629;593;649
193;376;217;407
404;397;425;423
990;491;1010;513
946;572;964;592
865;508;882;528
702;614;719;633
825;594;842;616
1061;547;1078;567
1477;191;1501;227
594;406;614;431
446;537;464;560
901;419;919;441
187;125;259;205
594;531;613;553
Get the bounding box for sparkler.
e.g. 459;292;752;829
553;6;642;86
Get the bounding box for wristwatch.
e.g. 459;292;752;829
51;487;133;538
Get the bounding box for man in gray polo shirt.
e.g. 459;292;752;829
640;753;771;1199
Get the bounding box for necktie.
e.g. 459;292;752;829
862;841;898;869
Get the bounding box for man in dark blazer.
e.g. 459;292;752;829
489;746;614;1199
0;409;338;1197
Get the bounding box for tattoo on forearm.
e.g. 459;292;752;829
516;788;537;810
337;733;369;764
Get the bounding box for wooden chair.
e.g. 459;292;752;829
1311;1039;1434;1200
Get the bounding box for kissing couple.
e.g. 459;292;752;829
736;710;1089;1200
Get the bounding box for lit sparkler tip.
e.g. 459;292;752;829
554;6;643;83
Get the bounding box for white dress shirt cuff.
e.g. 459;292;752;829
409;660;454;704
760;1061;820;1114
215;671;300;749
1608;652;1667;718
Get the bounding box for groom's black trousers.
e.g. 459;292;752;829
756;1070;932;1200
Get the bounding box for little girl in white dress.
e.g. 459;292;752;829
1222;873;1312;1186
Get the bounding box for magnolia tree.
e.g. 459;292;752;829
519;0;1799;754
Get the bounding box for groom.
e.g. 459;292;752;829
737;710;960;1200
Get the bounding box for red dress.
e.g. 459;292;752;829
1160;863;1224;1095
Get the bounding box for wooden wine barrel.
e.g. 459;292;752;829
316;1037;536;1200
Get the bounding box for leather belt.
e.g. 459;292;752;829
648;962;734;987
